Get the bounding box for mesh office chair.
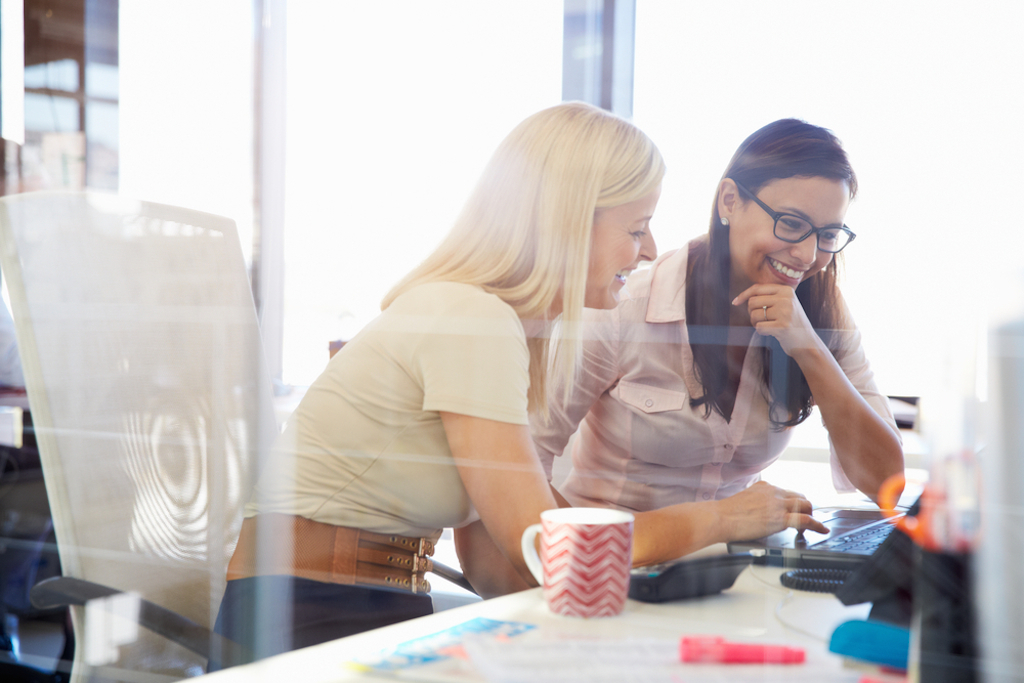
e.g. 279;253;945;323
0;192;277;681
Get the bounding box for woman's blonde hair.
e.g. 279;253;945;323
382;102;664;412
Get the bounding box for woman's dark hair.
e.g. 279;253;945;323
687;119;856;428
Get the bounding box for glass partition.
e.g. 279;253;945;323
0;1;1019;680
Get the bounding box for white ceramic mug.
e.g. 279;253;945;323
520;507;634;617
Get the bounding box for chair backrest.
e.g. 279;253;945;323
0;192;277;680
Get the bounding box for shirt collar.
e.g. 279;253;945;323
644;245;689;324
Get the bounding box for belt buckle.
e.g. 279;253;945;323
408;555;432;594
413;555;433;573
385;569;430;594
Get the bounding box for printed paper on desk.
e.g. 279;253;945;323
462;636;865;683
347;617;535;673
464;637;679;683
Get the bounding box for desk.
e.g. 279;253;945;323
199;560;889;683
249;390;914;680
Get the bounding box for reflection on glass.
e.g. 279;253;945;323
85;101;118;150
24;93;80;132
86;101;118;189
21;93;85;191
23;59;80;92
85;62;118;99
562;0;603;104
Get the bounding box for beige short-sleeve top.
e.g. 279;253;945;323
245;281;530;540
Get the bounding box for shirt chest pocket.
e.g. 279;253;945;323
614;381;693;467
616;381;687;413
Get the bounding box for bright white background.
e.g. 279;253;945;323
632;0;1024;445
113;1;1024;445
115;0;562;386
283;1;563;384
119;0;255;262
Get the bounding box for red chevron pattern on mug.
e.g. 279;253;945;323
540;518;633;618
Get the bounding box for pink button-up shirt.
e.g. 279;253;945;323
532;244;898;513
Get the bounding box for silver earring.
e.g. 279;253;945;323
720;217;729;227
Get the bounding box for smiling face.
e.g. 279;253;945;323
584;187;661;309
720;176;850;296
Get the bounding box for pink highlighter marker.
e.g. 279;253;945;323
680;636;805;664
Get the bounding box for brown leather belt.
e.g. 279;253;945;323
227;513;434;594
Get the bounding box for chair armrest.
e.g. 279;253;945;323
430;560;478;595
30;576;248;663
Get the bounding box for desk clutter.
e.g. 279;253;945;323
333;558;907;683
323;506;979;683
347;617;814;683
779;497;979;683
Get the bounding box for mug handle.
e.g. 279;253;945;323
520;523;544;584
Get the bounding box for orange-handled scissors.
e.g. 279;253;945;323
879;449;980;553
878;472;943;551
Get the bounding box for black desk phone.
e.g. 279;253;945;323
629;553;753;603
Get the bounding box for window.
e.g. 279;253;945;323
16;0;118;191
119;0;255;264
281;1;563;385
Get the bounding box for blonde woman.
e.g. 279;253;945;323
211;103;822;668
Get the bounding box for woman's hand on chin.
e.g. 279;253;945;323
732;284;823;358
714;481;829;541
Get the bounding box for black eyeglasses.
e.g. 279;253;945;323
730;178;856;253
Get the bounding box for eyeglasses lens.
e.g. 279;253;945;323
775;215;811;241
773;216;850;253
816;229;850;253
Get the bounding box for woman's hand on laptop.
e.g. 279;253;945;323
715;482;830;541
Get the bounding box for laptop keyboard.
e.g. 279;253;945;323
810;521;896;555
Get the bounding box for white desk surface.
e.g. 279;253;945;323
199;558;891;683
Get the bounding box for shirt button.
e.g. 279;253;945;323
644;399;654;407
724;443;733;450
703;493;711;500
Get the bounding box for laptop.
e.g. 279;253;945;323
726;507;905;569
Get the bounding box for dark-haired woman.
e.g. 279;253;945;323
532;119;903;545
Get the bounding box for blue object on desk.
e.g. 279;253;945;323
829;619;909;670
